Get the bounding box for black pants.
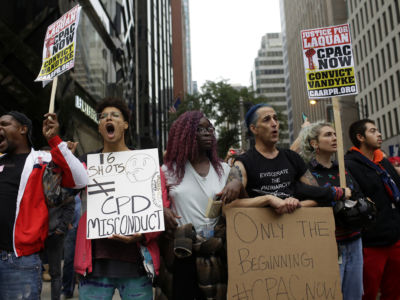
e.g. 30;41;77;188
42;233;65;300
173;255;204;300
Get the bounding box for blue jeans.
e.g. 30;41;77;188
338;237;363;300
0;251;42;299
62;227;77;297
78;276;152;300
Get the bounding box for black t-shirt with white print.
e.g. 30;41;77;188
236;147;308;198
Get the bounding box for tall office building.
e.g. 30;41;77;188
137;0;174;152
0;0;175;154
280;0;358;148
252;32;289;148
347;0;400;155
171;0;192;102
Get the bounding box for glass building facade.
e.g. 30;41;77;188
0;0;174;156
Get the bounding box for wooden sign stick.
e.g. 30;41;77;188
332;96;346;188
48;76;58;114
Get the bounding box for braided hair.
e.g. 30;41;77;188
164;111;223;184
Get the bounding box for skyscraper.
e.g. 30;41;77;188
252;32;289;148
347;0;400;154
280;0;358;148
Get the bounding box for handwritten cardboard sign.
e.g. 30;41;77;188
35;5;81;82
301;24;358;99
86;149;164;239
226;207;342;300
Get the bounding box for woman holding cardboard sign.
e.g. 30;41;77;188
298;122;374;300
160;111;239;300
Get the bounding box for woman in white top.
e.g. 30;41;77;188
161;111;232;300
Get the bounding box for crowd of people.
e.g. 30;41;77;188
1;99;400;300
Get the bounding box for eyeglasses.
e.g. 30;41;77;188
197;126;215;134
97;112;122;121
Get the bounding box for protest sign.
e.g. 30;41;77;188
35;5;81;82
226;207;342;300
86;149;164;239
301;24;357;99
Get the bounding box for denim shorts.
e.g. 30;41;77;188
0;251;42;299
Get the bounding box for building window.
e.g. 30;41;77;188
362;67;366;90
371;57;376;81
356;13;360;35
363;35;367;57
360;98;365;118
395;0;400;24
387;43;392;69
369;91;374;114
397;70;400;98
385;79;390;104
377;117;382;135
366;62;371;85
388;111;394;137
374;87;379;110
377;19;382;42
372;24;377;47
361;7;365;28
394;108;400;134
383;12;388;36
370;1;374;18
383;114;388;139
389;5;394;30
381;49;386;73
376;53;381;77
390;75;396;101
368;30;372;52
393;37;399;63
355;44;359;65
379;83;384;107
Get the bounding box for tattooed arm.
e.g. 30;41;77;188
217;161;248;203
299;169;319;186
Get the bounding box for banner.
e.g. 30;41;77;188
226;207;342;300
301;24;358;99
86;149;165;239
35;5;81;82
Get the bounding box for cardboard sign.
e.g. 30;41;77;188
226;207;342;300
86;149;164;239
301;24;358;99
35;5;81;82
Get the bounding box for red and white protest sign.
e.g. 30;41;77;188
35;5;81;82
301;24;358;99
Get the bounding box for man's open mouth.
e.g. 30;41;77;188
0;133;5;144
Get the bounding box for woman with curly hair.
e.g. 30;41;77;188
298;122;364;300
160;111;232;300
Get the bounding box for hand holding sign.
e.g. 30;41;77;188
42;113;59;141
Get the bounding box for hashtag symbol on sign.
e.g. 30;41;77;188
88;179;115;196
231;284;251;300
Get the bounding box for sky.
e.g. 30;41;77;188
189;0;282;89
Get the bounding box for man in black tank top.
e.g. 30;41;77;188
224;103;351;213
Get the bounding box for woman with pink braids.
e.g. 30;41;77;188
160;111;234;300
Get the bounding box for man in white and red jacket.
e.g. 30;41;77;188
0;111;88;299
